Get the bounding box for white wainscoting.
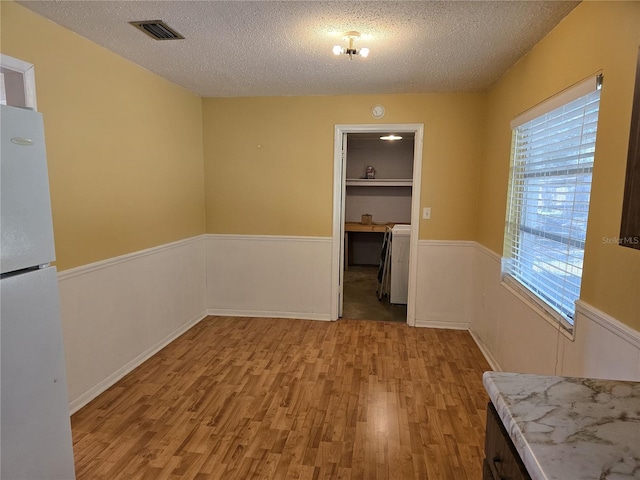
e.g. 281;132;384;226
414;240;476;329
58;236;207;413
59;235;639;413
470;243;640;381
559;300;640;381
205;234;333;321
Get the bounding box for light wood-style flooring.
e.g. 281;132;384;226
71;316;492;479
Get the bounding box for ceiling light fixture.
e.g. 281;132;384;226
380;134;403;141
333;31;369;60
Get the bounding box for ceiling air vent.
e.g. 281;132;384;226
129;20;184;40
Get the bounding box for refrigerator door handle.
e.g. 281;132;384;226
10;136;35;146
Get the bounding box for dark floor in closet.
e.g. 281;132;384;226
342;265;407;322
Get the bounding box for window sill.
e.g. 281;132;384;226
500;279;575;342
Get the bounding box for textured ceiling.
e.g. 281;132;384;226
19;1;579;98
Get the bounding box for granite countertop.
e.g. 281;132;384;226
483;372;640;480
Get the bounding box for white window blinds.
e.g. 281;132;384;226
502;75;602;329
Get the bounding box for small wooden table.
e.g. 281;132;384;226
344;222;395;269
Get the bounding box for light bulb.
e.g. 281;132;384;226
359;47;370;58
333;45;343;56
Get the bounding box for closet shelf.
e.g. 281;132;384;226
346;179;413;187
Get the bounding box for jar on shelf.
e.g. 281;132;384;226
366;166;376;179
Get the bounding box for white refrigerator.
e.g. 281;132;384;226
1;105;76;479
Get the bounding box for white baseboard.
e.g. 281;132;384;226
206;309;332;322
415;319;470;330
69;311;208;414
468;328;501;372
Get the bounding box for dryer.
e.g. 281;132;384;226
390;224;411;304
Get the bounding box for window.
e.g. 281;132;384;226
502;75;602;331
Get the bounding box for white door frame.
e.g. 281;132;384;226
331;123;424;325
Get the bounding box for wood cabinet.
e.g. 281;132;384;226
483;402;531;480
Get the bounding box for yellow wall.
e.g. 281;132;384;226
202;93;485;240
4;1;636;331
0;2;205;271
478;1;640;329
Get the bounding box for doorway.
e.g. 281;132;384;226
331;123;424;325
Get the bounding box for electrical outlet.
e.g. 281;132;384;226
423;207;431;220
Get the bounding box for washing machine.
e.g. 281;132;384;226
390;224;411;304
